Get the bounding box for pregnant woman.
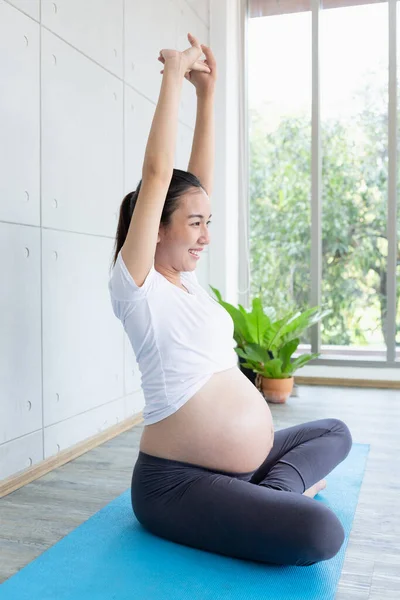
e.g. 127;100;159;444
108;33;352;567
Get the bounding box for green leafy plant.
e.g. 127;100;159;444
209;285;332;379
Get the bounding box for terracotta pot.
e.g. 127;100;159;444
255;374;294;404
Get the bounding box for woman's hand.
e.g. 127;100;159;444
183;40;217;96
158;33;211;76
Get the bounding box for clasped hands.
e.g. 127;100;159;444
157;32;216;96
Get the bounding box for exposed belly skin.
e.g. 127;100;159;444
139;366;274;473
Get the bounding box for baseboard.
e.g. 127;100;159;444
295;376;400;389
0;413;144;499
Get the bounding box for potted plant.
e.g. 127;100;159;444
209;286;332;404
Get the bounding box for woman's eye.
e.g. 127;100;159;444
191;222;212;226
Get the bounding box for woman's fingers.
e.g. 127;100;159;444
181;32;203;69
157;54;208;70
160;65;210;75
187;32;201;48
159;57;210;73
194;65;211;73
200;44;216;69
191;59;211;72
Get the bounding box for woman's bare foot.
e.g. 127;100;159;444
302;479;327;498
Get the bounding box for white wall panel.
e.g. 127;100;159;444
0;1;40;225
41;0;123;78
176;0;209;129
6;0;40;21
124;0;179;104
0;431;43;480
0;224;42;445
124;85;155;193
124;0;207;128
41;29;123;237
44;396;125;459
185;0;209;25
42;232;124;426
125;389;145;418
175;121;193;171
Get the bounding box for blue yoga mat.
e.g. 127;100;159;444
1;443;369;600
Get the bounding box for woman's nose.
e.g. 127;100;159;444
200;229;210;244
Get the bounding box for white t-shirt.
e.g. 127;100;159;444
108;250;238;425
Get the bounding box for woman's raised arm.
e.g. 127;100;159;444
121;34;209;287
142;33;209;178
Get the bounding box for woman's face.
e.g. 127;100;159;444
156;187;212;273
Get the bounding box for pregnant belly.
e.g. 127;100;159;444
139;366;275;473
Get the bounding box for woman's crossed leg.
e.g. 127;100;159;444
131;418;352;567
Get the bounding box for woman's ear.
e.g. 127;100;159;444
157;223;165;244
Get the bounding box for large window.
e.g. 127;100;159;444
247;0;399;366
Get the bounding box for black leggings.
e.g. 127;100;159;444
131;418;353;567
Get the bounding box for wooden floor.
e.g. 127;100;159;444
1;385;399;599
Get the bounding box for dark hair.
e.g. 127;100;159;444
111;168;206;270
